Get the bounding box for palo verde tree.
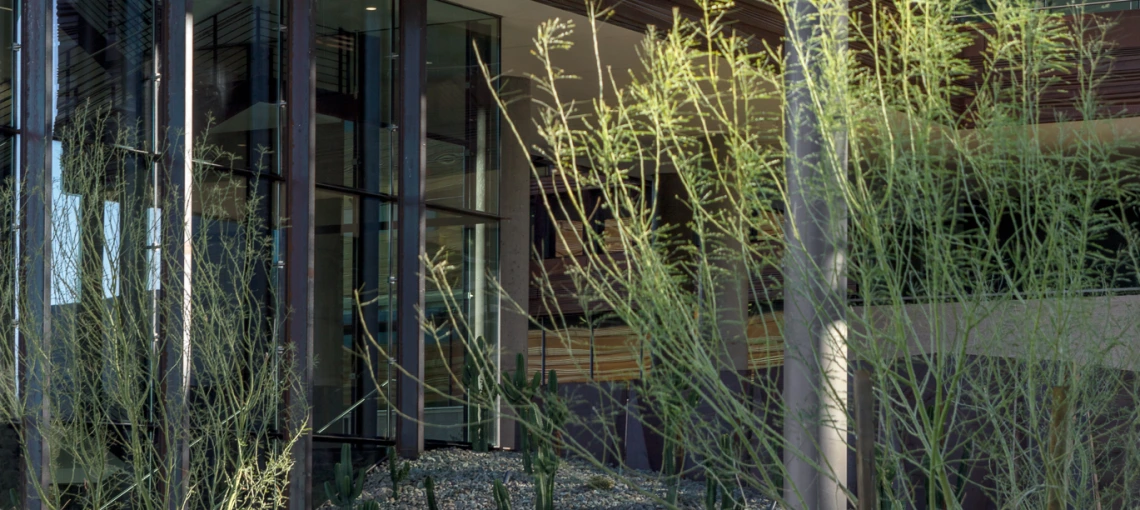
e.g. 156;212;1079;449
0;106;303;509
387;0;1140;508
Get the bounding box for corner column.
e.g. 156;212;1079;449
396;0;428;459
495;76;537;450
285;0;317;506
782;0;849;509
18;0;54;506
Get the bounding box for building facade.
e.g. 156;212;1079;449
3;0;515;506
5;0;1140;507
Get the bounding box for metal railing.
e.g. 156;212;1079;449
315;379;390;435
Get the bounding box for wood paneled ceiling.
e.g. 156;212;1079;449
533;0;784;49
531;0;1140;125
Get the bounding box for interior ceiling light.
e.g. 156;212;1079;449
365;6;377;11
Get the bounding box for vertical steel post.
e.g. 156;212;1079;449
158;0;195;506
782;0;849;509
359;6;387;440
18;0;54;506
396;0;427;459
285;0;316;506
855;369;876;510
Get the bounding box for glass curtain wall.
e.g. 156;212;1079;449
421;1;499;444
21;0;497;491
46;0;283;495
0;0;15;496
311;0;500;444
51;0;158;492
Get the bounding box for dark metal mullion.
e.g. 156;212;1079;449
425;202;503;222
314;181;506;223
358;10;386;440
462;20;479;212
194;158;287;181
316;181;397;202
460;222;475;442
284;0;317;506
17;0;53;506
157;0;195;506
396;0;427;459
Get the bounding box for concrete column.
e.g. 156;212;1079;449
496;75;538;450
708;136;751;373
782;0;849;509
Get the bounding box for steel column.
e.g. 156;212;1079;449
285;0;316;506
359;11;387;439
396;0;427;459
782;0;849;509
158;0;194;506
18;0;54;506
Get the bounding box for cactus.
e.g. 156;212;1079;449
500;353;541;474
702;434;742;510
324;443;366;509
493;479;512;510
498;357;565;509
529;369;564;510
425;475;439;510
355;502;381;510
464;335;492;452
387;446;411;500
705;475;719;510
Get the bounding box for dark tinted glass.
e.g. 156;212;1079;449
55;0;155;146
194;0;283;172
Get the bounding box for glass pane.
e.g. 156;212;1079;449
0;0;14;126
194;0;283;172
313;189;360;436
422;210;498;442
366;200;396;439
315;0;397;193
0;136;13;445
425;8;500;213
55;0;155;146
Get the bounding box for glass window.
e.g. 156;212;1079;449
312;189;360;436
0;0;14;126
0;136;14;436
315;0;397;193
194;0;283;172
425;8;500;214
55;0;155;146
422;209;498;441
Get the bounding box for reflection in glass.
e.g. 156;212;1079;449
54;0;155;145
422;210;498;442
365;201;396;438
425;9;500;213
315;0;397;193
194;0;283;172
0;0;14;126
313;190;360;436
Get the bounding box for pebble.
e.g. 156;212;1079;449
320;448;779;509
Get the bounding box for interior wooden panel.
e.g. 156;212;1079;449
424;343;465;404
592;325;650;381
747;312;785;370
527;312;786;383
527;328;593;383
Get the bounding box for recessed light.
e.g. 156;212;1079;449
365;6;377;10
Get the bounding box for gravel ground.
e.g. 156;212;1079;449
322;448;778;509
